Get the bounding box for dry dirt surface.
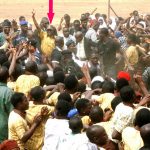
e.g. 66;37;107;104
0;0;149;26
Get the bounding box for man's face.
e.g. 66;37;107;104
47;28;55;37
74;22;80;30
68;43;76;52
21;95;29;110
63;28;70;38
3;26;11;34
90;54;98;65
81;20;87;28
21;25;28;33
64;16;70;24
42;20;49;29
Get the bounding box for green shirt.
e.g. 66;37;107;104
0;82;13;143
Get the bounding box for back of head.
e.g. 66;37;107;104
11;92;25;108
55;100;71;117
30;86;45;102
75;98;90;115
100;28;109;36
53;66;63;74
77;82;86;93
69;116;83;134
46;77;55;85
0;66;9;83
140;123;150;146
111;96;122;111
37;72;48;86
0;53;8;66
58;92;72;103
0;140;19;150
127;34;138;44
134;108;150;128
102;81;114;93
86;125;108;146
120;86;135;103
38;64;49;72
54;71;65;84
116;78;129;92
64;74;78;91
89;106;104;124
25;61;38;74
91;81;103;90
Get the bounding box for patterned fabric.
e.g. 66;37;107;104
112;103;134;133
126;46;139;66
25;102;54;150
0;82;13;143
39;31;55;56
96;93;115;110
15;74;40;96
122;127;143;150
8;111;29;150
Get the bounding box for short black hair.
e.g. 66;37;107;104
77;82;86;93
116;78;129;92
28;39;37;48
0;53;8;66
0;66;9;83
89;106;104;124
55;100;71;117
102;81;114;93
64;75;78;91
58;92;72;103
100;28;109;36
46;77;55;85
120;86;135;103
38;64;49;72
53;67;63;74
30;86;45;102
134;108;150;128
128;34;138;44
91;81;103;90
111;96;122;111
38;72;48;86
11;92;25;108
54;71;65;84
75;98;90;114
69;116;83;134
25;61;38;74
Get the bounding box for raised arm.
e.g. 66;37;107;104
32;10;41;33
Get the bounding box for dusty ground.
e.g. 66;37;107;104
0;0;149;26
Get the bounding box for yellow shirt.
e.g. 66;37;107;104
81;116;91;126
122;127;143;150
7;81;16;90
126;45;139;66
96;121;112;140
8;111;29;150
47;92;60;106
40;31;55;56
26;102;54;150
96;93;115;111
15;74;40;96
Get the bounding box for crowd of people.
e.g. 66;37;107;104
0;8;150;150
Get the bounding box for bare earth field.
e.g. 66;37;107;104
0;0;149;26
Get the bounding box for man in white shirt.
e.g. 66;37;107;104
42;100;72;150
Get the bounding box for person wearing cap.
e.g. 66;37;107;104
32;10;55;57
13;20;28;46
80;14;88;35
0;19;11;50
